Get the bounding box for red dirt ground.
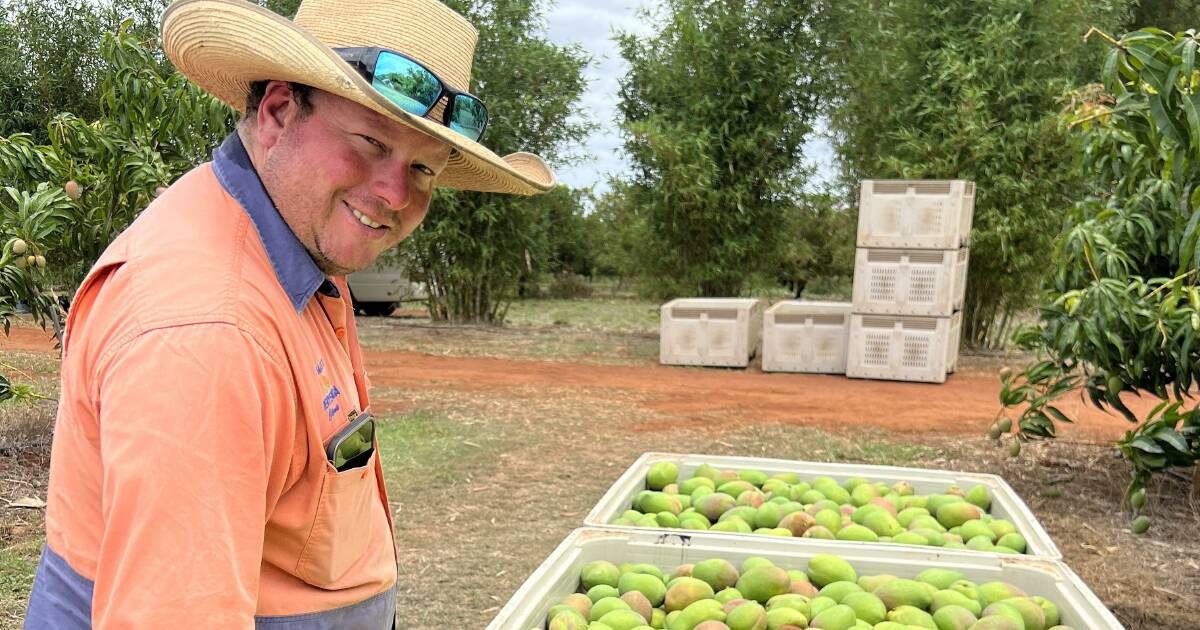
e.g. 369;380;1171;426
1;324;1150;443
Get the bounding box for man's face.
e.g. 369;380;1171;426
254;84;452;276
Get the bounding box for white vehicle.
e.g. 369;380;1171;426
346;257;426;316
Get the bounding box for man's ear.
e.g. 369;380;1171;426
255;81;305;150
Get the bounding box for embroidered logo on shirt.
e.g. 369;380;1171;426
315;358;342;422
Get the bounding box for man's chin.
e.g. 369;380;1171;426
313;252;373;277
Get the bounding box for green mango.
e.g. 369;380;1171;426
663;577;715;613
647;462;680;490
807;554;857;587
591;597;633;621
817;580;863;603
873;578;934;610
735;566;791;604
965;485;991;511
582;561;622;589
996;533;1026;554
809;603;856;630
932;604;978;630
840;591;886;624
618;572;668;608
764;606;808;629
887;605;937;629
916;569;965;591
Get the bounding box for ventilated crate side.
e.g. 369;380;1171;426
486;528;1119;630
857;180;975;249
659;298;762;367
846;312;961;383
762;301;851;373
946;310;963;373
851;247;969;317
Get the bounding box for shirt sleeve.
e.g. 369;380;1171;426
90;323;296;629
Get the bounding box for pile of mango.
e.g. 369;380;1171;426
609;463;1028;554
541;553;1074;630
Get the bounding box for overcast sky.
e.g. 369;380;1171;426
541;0;836;194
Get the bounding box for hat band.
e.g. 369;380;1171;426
335;46;488;142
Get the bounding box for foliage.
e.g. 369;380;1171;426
0;23;234;398
587;181;648;283
0;0;170;141
997;28;1200;528
1126;0;1200;34
777;190;856;298
614;0;828;298
401;0;592;323
824;0;1130;348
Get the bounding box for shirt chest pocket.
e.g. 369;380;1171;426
294;450;379;587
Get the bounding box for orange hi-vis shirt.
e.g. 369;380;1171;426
26;134;397;629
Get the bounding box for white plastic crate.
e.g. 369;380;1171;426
584;453;1059;560
761;300;851;374
852;247;969;317
847;312;962;383
486;528;1120;630
659;298;763;368
858;180;975;249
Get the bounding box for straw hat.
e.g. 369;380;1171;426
161;0;555;195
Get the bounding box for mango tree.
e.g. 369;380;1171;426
0;22;234;400
996;28;1200;531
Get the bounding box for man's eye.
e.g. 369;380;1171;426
359;135;386;152
414;164;436;177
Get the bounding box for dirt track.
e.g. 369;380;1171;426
2;324;1149;443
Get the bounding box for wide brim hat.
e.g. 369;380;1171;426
161;0;555;195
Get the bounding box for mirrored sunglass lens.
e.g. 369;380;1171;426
373;52;441;115
450;95;487;140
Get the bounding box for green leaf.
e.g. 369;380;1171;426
1150;95;1185;145
1131;435;1164;453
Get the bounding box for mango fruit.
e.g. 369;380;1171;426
840;591;886;624
725;601;768;630
648;462;680;490
932;604;979;630
666;578;717;612
873;578;934;610
693;559;741;592
618;572;667;607
809;603;856;630
807;554;857;587
583;561;622;590
735;566;791;604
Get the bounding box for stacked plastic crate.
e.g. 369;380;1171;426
846;180;974;383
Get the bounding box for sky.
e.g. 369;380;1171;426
541;0;837;195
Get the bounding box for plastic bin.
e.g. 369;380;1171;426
486;528;1120;630
660;298;763;368
761;300;851;374
852;248;968;317
858;180;975;250
584;453;1059;559
846;312;962;383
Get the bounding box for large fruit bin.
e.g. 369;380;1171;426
659;298;763;368
485;527;1122;629
856;179;975;250
584;453;1061;560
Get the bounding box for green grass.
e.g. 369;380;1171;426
375;409;515;493
503;297;661;333
0;539;41;628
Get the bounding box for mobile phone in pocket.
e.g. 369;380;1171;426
325;411;375;471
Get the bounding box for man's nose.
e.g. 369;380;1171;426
371;162;411;211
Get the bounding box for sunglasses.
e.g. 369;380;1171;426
335;46;488;142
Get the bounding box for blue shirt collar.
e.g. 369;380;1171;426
212;132;328;313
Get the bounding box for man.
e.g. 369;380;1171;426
24;0;553;627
